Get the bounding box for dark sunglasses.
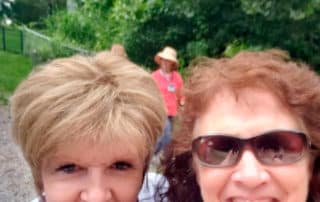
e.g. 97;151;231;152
192;130;311;167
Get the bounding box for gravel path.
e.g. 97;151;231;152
0;105;36;202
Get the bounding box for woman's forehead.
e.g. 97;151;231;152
41;123;151;166
193;88;305;138
50;137;144;160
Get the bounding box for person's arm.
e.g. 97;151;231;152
175;72;184;107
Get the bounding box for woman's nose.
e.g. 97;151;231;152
80;169;112;202
231;149;270;189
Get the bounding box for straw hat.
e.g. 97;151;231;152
154;46;179;67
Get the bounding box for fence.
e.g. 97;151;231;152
1;26;24;54
0;26;91;64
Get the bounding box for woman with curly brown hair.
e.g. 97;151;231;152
161;50;320;202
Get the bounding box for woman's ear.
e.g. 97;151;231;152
35;176;44;197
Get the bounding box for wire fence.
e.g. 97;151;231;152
1;26;92;64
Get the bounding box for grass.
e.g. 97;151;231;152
5;30;22;53
0;51;33;104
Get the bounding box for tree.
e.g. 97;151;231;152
12;0;66;25
240;0;320;20
125;0;320;68
0;0;14;25
43;0;320;69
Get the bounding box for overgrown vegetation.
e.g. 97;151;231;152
2;0;319;100
41;0;320;70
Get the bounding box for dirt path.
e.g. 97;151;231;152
0;105;36;202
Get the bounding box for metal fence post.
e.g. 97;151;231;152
1;27;5;51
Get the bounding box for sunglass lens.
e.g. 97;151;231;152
193;136;240;167
254;131;307;165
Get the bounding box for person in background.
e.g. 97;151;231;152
110;44;127;57
152;46;184;154
161;50;320;202
11;51;166;202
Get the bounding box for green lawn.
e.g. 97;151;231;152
0;51;33;104
5;30;23;53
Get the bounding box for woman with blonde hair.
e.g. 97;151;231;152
11;51;166;202
161;50;320;202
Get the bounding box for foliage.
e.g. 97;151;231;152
223;40;264;57
12;0;65;25
124;0;196;67
45;10;99;48
240;0;320;20
0;50;32;104
45;1;108;49
23;27;80;64
42;0;320;70
26;42;77;65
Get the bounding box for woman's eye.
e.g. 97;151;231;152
56;164;79;174
112;161;132;170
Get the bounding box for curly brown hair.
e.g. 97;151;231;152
161;49;320;202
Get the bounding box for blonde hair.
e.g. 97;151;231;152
110;44;127;57
11;51;166;194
